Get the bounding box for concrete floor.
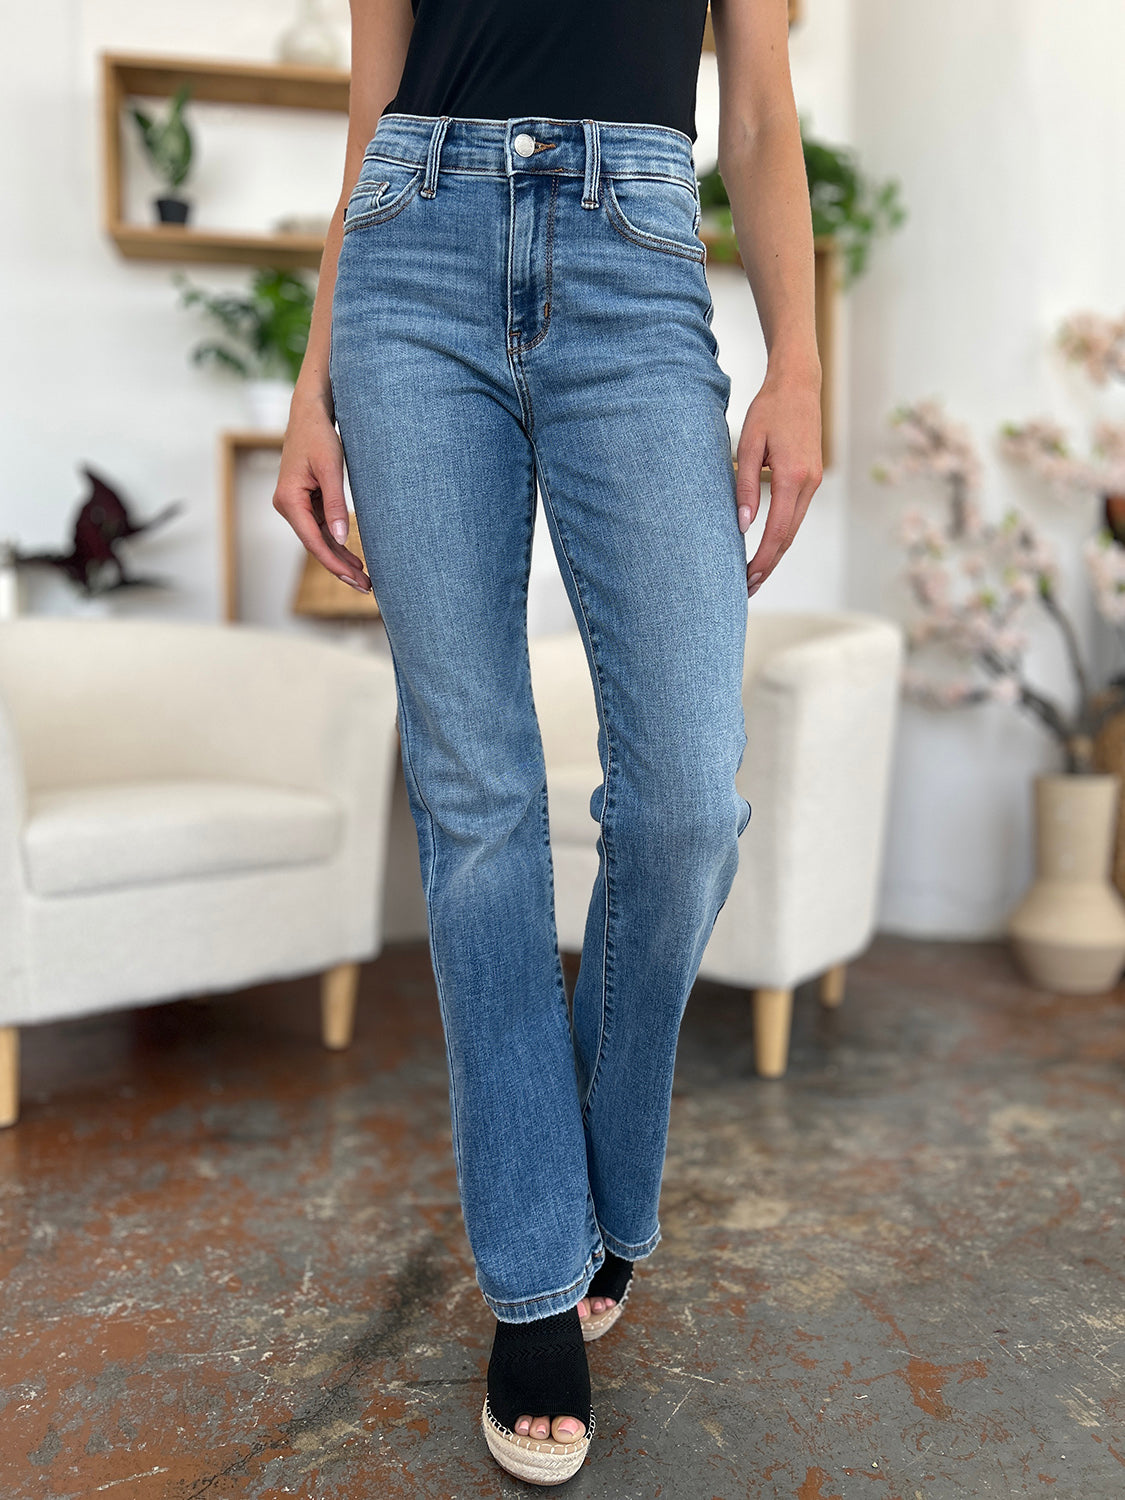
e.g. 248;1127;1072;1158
1;935;1123;1499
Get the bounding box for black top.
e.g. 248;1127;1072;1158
384;0;712;143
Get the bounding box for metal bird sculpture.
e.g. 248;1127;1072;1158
15;466;184;595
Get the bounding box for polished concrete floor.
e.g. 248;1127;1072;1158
1;935;1123;1499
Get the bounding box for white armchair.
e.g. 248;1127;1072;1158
0;619;401;1125
529;611;905;1078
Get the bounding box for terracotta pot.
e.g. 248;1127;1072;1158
1008;773;1125;994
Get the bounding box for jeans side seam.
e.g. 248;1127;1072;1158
384;638;464;1192
517;449;572;1041
528;444;615;1123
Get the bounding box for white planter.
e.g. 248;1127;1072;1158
245;378;295;433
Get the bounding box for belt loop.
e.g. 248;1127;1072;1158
421;114;451;198
581;119;601;209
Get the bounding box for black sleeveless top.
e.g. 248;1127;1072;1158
384;0;712;143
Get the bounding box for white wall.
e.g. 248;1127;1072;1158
849;0;1125;935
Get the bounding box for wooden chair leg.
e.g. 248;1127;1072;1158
320;963;359;1050
819;962;847;1008
752;988;793;1078
0;1026;19;1128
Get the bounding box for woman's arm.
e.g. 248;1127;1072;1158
710;0;823;596
272;0;414;593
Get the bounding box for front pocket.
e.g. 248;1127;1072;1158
342;159;424;234
603;174;706;263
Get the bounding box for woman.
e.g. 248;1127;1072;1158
274;0;822;1483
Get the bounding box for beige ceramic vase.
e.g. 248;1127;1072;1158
1008;773;1125;994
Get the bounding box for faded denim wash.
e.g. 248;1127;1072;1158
329;112;752;1323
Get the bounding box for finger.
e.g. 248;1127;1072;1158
306;441;350;545
275;485;371;591
746;467;821;594
307;485;367;572
735;427;767;532
745;474;803;590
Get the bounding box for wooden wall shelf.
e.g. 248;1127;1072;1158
101;51;348;269
111;224;324;270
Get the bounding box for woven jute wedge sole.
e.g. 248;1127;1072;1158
579;1273;634;1343
481;1396;594;1485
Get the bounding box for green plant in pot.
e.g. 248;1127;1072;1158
175;268;315;431
129;82;194;225
697;120;906;282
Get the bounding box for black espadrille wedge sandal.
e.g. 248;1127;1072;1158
481;1307;595;1485
578;1251;635;1343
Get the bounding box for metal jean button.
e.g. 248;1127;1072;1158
513;133;536;158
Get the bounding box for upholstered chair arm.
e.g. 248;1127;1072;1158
712;617;905;989
0;691;28;1015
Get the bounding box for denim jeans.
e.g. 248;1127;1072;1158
330;112;752;1323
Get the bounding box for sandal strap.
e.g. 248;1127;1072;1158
487;1307;592;1433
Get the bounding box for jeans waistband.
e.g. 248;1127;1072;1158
370;112;698;206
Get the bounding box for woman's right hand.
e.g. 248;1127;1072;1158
272;390;372;593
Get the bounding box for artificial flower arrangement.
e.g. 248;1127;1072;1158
872;311;1125;776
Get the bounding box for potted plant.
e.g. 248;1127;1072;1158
128;82;194;225
872;384;1125;995
696;120;906;280
175;268;315;430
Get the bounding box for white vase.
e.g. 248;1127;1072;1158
1007;773;1125;994
245;378;294;433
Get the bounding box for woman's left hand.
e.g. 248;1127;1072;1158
735;365;823;597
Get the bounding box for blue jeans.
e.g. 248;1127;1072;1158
330;113;752;1322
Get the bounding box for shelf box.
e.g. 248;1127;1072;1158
101;50;349;269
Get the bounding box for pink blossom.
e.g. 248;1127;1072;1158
1058;310;1125;385
989;676;1022;705
1084;530;1125;624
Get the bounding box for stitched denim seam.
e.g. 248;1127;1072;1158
515;448;570;1036
518;175;558;354
384;638;464;1191
342;173;423;235
505;174;520;367
485;1240;605;1312
528;444;615;1122
361;154;695;191
603;177;706;264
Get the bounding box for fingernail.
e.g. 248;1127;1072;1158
330;519;349;543
738;506;752;532
748;581;762;597
748;571;763;586
337;574;369;592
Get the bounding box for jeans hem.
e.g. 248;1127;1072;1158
598;1222;662;1261
481;1241;606;1323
